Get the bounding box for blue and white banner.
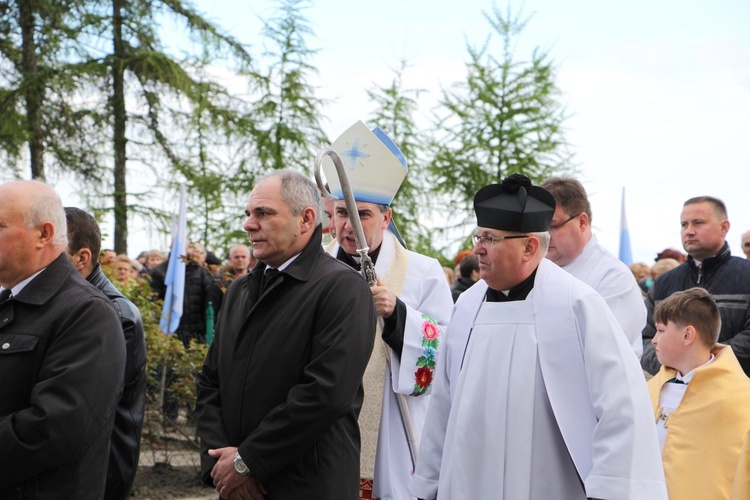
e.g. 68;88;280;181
160;184;188;334
618;187;633;265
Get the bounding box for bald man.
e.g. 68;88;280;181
218;244;255;292
742;230;750;259
0;181;125;498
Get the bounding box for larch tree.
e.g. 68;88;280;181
429;5;574;236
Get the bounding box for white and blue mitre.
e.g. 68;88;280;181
321;120;407;206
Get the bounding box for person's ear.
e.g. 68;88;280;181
78;247;93;272
720;219;730;237
523;236;540;260
578;212;589;230
38;221;56;246
299;207;316;233
381;208;393;230
68;248;92;273
683;325;697;346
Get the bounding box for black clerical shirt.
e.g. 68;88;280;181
485;268;537;303
336;244;405;356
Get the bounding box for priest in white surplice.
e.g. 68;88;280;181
411;174;667;500
320;121;454;500
540;176;646;359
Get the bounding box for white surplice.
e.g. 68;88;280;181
556;233;646;359
327;230;454;500
412;258;667;500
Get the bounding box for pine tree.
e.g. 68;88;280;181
367;60;435;255
430;5;574;234
245;0;327;181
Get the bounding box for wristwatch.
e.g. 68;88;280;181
234;451;251;476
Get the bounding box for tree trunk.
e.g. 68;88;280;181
112;0;128;254
19;0;45;181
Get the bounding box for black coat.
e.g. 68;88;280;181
0;254;126;499
87;264;147;500
196;227;376;499
150;259;221;346
450;276;476;302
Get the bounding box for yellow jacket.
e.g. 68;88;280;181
648;345;750;500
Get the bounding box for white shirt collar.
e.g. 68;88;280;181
0;268;46;298
266;253;301;274
677;354;715;383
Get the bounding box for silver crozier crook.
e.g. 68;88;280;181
314;146;420;470
314;148;378;285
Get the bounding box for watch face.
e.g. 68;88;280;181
234;453;249;475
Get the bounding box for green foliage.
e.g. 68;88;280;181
0;0;110;182
429;4;574;236
247;0;327;177
2;0;577;261
367;60;434;255
111;273;208;463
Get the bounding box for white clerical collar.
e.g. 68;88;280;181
1;268;46;298
676;354;715;383
560;234;596;270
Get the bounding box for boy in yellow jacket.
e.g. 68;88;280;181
649;287;750;499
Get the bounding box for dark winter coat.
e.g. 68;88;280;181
150;258;221;346
642;242;750;375
0;254;125;499
196;226;376;499
87;264;147;500
450;276;476;302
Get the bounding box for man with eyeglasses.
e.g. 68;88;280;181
411;174;666;500
540;176;646;359
742;230;750;259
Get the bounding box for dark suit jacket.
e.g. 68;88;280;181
0;253;126;499
196;226;376;499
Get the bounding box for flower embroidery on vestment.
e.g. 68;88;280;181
411;314;440;396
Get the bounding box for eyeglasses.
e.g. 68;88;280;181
549;214;579;232
472;234;529;248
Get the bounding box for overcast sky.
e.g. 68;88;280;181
156;0;749;263
51;0;750;262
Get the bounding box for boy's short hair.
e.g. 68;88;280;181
654;287;721;347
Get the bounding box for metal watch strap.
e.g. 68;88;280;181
234;451;250;476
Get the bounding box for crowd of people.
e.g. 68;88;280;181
2;121;750;499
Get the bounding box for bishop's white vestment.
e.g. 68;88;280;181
327;230;454;499
411;258;667;500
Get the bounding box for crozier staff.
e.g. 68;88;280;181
321;120;453;500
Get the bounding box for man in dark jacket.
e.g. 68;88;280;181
0;181;125;499
451;254;480;302
150;246;220;347
196;170;377;499
65;207;147;500
642;196;750;375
